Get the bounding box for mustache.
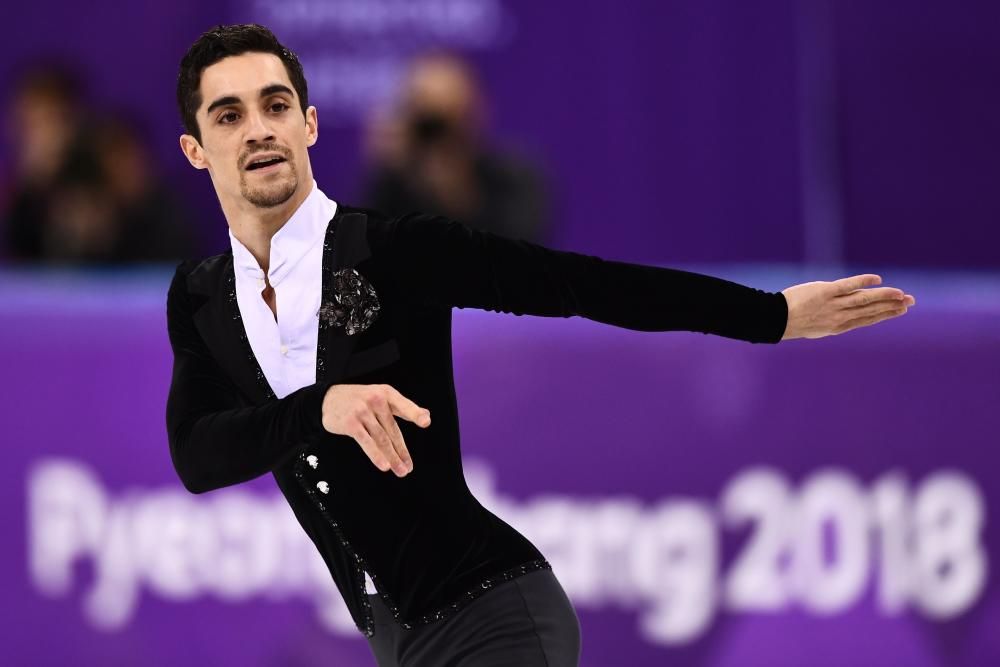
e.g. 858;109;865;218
239;144;290;168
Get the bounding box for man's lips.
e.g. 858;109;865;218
244;153;288;171
246;159;287;173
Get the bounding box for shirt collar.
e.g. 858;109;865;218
228;179;337;287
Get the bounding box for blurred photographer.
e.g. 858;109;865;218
362;52;550;243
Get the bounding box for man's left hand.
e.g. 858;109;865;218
780;274;915;341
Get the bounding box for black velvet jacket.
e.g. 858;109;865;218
165;204;788;636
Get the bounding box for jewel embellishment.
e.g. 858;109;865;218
316;481;330;494
317;268;380;335
307;455;319;469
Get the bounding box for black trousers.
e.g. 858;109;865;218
366;569;581;666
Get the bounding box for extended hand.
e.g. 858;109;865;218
780;274;915;341
321;384;431;477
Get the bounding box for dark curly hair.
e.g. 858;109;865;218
176;23;308;144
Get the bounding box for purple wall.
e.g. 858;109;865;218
4;1;997;268
833;0;1000;270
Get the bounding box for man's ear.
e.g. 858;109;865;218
305;106;319;148
179;134;208;170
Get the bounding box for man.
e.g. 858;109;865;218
168;24;914;667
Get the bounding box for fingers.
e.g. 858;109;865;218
832;274;881;295
348;420;393;473
836;301;910;334
374;401;414;475
384;385;432;428
359;411;410;477
323;384;430;477
838;286;907;309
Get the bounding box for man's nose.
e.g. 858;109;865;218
244;109;275;144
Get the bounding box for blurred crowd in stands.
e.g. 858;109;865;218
0;52;549;266
1;63;197;264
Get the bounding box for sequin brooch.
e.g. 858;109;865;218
317;268;381;335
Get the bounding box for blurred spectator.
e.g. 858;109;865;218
2;63;198;264
44;132;118;260
89;114;197;262
2;62;85;260
362;51;551;243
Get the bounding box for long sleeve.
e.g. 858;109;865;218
165;263;333;494
376;212;788;343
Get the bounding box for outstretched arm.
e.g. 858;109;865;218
374;212;788;343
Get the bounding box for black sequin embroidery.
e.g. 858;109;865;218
317;268;380;335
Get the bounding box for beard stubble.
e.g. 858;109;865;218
239;158;298;208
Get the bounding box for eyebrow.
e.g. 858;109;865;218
205;83;295;116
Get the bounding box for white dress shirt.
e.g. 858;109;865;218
229;181;378;593
229;179;335;400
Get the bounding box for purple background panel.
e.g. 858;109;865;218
4;1;998;268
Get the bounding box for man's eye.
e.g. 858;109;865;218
219;112;239;124
270;102;289;112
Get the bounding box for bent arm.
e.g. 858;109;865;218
376;212;788;343
165;265;332;494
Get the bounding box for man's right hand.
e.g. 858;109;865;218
320;384;431;477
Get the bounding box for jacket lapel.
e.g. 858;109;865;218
186;253;274;403
316;206;373;386
184;204;373;405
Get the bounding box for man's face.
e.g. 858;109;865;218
179;52;317;211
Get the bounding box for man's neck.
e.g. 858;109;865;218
223;183;313;274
